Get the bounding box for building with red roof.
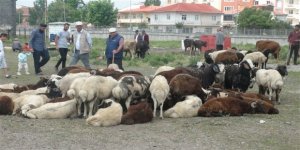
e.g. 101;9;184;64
117;3;223;34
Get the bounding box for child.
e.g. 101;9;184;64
22;42;32;52
17;49;31;75
0;33;11;78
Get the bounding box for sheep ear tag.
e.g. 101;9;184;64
212;64;220;73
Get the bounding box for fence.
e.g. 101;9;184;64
15;27;291;45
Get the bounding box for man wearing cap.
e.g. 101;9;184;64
29;23;50;75
69;21;92;69
105;28;124;70
54;23;70;71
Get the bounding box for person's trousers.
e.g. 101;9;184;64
287;44;299;65
216;44;223;51
69;50;91;69
18;62;29;73
55;48;68;68
32;50;50;74
107;58;124;71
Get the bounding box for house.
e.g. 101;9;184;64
118;3;223;34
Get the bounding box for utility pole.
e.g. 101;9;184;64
63;0;66;21
45;0;48;47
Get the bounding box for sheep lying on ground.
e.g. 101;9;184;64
121;101;153;125
23;99;77;119
149;75;169;118
0;96;14;115
13;94;50;115
79;76;118;117
19;87;47;96
0;92;20;100
86;99;123;127
0;83;17;90
164;95;202;118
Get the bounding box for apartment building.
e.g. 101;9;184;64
283;0;300;25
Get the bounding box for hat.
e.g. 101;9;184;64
40;23;47;27
75;21;83;26
109;28;117;33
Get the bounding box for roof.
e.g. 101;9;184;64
152;3;222;14
119;5;161;13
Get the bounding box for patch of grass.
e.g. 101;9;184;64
151;40;181;49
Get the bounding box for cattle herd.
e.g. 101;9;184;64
0;40;288;127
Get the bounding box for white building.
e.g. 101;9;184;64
283;0;300;25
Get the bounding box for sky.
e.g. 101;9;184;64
16;0;146;9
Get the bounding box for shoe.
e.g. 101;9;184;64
54;66;59;72
26;72;30;75
17;72;21;75
38;68;42;73
5;75;11;78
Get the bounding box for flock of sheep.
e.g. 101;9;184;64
0;40;288;127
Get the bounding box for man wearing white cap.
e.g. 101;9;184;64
105;27;124;70
69;21;92;69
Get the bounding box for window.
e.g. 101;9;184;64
167;0;171;4
182;0;186;2
125;14;128;19
224;0;234;2
289;0;294;4
155;14;158;20
224;14;234;21
182;14;187;20
133;14;136;19
193;0;198;2
204;27;212;34
167;14;170;20
242;0;249;2
289;10;293;14
224;6;233;11
195;15;199;21
254;0;259;5
267;0;271;4
211;16;216;21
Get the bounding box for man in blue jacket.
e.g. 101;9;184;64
29;23;50;75
105;28;124;70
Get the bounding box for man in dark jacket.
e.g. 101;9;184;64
287;24;300;65
29;23;50;75
105;28;124;70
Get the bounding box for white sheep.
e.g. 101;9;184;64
19;87;47;96
154;65;175;76
164;95;202;118
22;99;77;119
86;99;123;127
0;83;17;90
78;76;118;118
67;77;89;116
0;92;20;100
57;72;91;97
243;52;267;68
13;94;50;115
149;75;169;118
255;69;284;104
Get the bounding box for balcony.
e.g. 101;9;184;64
285;4;300;9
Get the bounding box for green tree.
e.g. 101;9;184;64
144;0;161;6
86;0;118;26
237;8;273;29
48;0;83;22
28;0;46;25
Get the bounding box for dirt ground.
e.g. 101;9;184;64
0;48;299;150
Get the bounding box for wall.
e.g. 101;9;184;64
0;0;17;37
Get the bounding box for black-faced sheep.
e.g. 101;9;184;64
224;59;255;92
86;99;123;127
164;95;202;118
121;101;153;125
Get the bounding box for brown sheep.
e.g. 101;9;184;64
121;101;153;125
13;77;49;93
0;96;14;115
57;66;87;76
156;67;198;83
123;41;137;59
214;50;239;64
256;40;281;60
197;97;258;117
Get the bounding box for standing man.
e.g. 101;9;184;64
287;24;300;65
215;27;225;51
141;30;149;58
134;30;142;42
69;21;92;69
0;33;11;78
54;23;70;71
29;23;50;75
105;28;124;70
